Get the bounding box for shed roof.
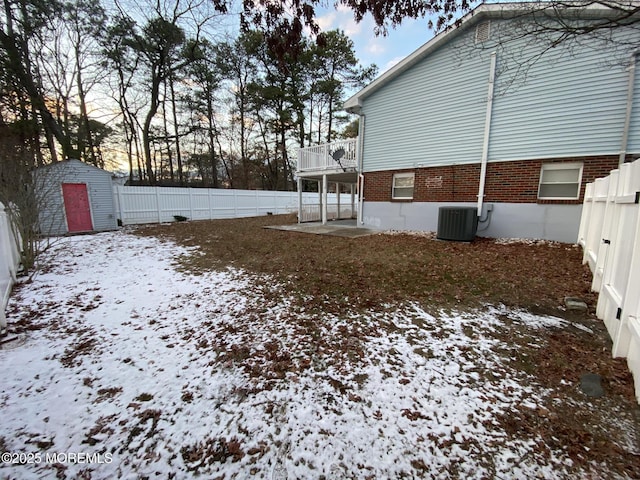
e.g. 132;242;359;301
35;159;114;177
343;1;640;114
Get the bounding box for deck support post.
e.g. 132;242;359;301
336;182;341;220
322;174;328;225
350;184;355;219
297;177;302;223
318;180;322;222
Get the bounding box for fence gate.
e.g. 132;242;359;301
578;159;640;401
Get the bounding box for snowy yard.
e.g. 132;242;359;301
0;229;638;479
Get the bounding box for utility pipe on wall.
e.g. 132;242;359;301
357;114;366;225
619;52;638;166
477;52;497;217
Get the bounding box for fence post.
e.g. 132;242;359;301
116;185;126;225
208;188;213;220
232;190;237;218
0;201;16;332
189;189;194;220
592;170;619;292
155;187;162;223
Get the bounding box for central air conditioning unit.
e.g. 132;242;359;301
437;207;478;241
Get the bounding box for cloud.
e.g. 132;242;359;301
382;56;405;73
315;5;362;36
366;41;386;55
315;10;337;31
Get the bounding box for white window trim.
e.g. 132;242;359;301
537;162;583;200
392;172;415;200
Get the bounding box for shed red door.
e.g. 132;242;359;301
62;183;93;232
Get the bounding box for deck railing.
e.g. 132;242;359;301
297;139;358;173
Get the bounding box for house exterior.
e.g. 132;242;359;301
35;159;118;235
331;2;640;242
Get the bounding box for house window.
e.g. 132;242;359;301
475;21;491;43
392;173;415;200
537;163;583;200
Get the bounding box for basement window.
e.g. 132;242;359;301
392;172;415;200
537;163;583;200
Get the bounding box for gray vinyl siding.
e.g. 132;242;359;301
362;34;492;172
488;32;631;161
37;181;67;236
360;19;640;172
36;160;117;235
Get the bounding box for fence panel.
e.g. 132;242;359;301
0;202;21;332
581;176;610;273
579;159;640;401
114;186;354;225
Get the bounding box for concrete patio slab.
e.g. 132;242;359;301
265;221;379;238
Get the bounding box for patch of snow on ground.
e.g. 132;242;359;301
0;231;590;479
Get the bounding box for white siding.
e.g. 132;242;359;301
488;30;631;160
360;19;640;172
362;35;490;172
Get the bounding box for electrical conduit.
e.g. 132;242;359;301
478;52;497;217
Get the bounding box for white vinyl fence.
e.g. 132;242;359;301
0;202;21;332
114;186;354;225
577;159;640;402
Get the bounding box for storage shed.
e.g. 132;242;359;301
35;159;117;235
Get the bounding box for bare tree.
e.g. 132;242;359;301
453;2;640;94
0;0;74;159
0;120;64;276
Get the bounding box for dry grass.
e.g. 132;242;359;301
136;213;596;315
134;214;640;477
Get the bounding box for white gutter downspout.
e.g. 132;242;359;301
478;52;497;217
620;52;638;166
357;112;366;225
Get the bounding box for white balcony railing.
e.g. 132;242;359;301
297;138;358;173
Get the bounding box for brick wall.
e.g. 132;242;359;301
364;156;621;204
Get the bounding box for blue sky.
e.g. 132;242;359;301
315;6;439;74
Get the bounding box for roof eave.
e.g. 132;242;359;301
343;3;495;111
342;1;640;112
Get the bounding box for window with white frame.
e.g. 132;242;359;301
537;163;583;200
392;172;415;200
